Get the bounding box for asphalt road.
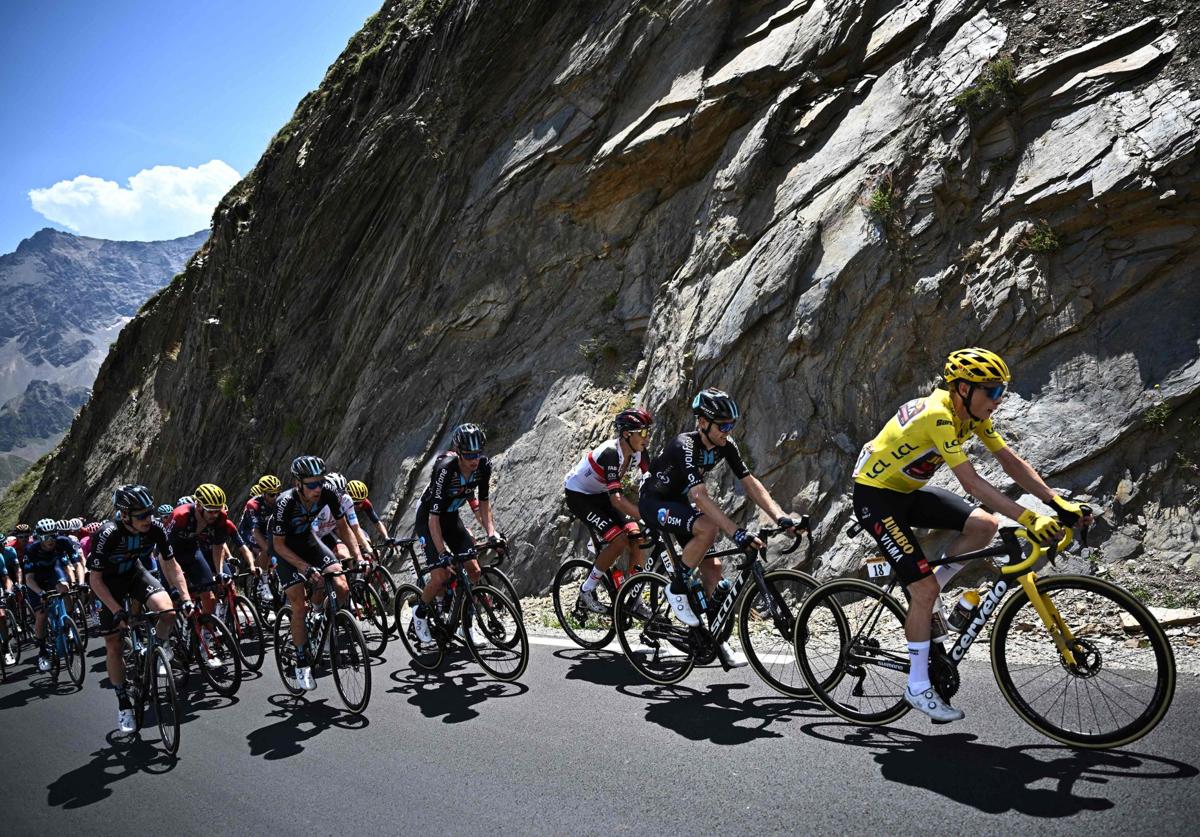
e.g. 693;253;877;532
3;633;1198;836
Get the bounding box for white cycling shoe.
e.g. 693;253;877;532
411;613;433;644
577;587;610;615
666;587;700;627
117;708;136;734
717;642;748;669
455;623;483;646
905;685;965;724
294;665;316;691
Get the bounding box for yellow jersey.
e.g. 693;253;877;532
853;388;1006;493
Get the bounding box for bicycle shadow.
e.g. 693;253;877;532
618;681;824;745
800;722;1199;816
245;693;370;760
0;670;82;708
46;731;177;809
388;661;528;724
555;648;644;688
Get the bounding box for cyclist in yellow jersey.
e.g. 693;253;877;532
852;347;1093;723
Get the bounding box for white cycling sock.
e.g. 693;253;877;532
580;565;604;593
907;640;931;693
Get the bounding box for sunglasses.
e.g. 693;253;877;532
460;451;483;460
130;510;154;521
716;421;737;432
264;492;279;499
201;505;223;514
302;480;324;491
981;383;1008;400
633;428;650;438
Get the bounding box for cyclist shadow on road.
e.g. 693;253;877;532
0;670;83;710
388;657;528;725
618;681;824;745
246;693;370;760
46;731;177;809
555;648;645;688
800;722;1199;817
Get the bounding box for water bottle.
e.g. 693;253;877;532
948;589;982;632
687;570;708;614
710;578;732;608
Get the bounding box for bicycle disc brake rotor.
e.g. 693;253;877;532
1061;638;1102;678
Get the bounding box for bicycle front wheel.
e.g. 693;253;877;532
551;559;616;650
149;647;180;756
465;585;528;681
330;609;371;713
738;568;819;698
61;617;86;688
991;574;1177;749
614;572;695;685
794;578;910;725
481;567;522;618
230;596;265;671
196;614;242;697
367;565;398;634
349;581;389;656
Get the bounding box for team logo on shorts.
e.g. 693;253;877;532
657;508;668;526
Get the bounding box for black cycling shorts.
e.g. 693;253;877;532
176;547;216;593
415;512;473;572
639;493;700;548
274;537;339;590
565;490;625;543
320;532;341;550
95;566;166;634
853;483;975;585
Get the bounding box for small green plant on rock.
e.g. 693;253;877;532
1018;219;1059;253
862;170;903;239
952;55;1017;114
1143;385;1171;430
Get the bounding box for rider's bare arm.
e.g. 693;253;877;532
336;517;363;564
687;484;739;537
950;459;1030;522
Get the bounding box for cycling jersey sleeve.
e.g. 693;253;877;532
152;523;174;562
323;488;345;520
428;461;451;515
594;445;622;493
723;438;751;480
680;434;706;493
270;494;293;538
358;499;381;525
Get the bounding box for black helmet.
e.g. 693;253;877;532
113;484;155;512
615;407;654;432
452;423;486;452
691;388;740;422
291;455;326;478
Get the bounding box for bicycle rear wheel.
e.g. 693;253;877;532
464;585;528;681
272;605;306;696
149;647;180;756
794;578;910;725
552;559;616;650
367;565;398;632
69;595;90;652
991;574;1177;749
330;610;371;713
195;614;242;697
394;584;445;671
348;580;389;656
614;572;695;685
738;568;819;698
230;596;265;671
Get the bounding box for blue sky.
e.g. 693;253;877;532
0;0;383;253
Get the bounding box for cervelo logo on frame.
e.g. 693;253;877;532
951;579;1008;661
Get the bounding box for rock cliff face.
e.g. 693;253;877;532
23;0;1200;595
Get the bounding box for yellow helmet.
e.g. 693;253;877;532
944;347;1011;384
347;480;369;502
194;483;227;510
254;474;282;495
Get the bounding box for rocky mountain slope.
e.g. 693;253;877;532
0;228;205;406
22;0;1199;598
0;380;90;489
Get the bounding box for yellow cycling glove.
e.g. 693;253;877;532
1018;509;1063;545
1049;495;1085;526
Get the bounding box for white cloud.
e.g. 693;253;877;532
28;160;241;241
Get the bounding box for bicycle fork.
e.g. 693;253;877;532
1017;572;1079;667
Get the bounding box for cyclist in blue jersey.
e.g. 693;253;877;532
24;519;76;672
